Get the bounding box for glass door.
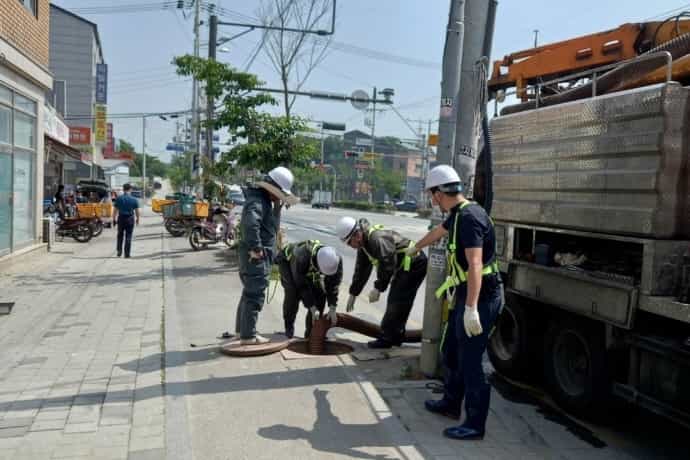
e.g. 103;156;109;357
0;153;11;255
12;151;33;248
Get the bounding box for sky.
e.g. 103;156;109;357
53;0;690;163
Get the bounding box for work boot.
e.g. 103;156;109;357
240;334;270;345
367;338;394;349
424;398;461;419
284;322;295;339
443;425;484;441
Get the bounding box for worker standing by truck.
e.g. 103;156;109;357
335;216;427;349
407;165;502;441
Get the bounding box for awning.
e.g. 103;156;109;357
45;134;82;161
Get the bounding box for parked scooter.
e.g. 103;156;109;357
55;216;93;243
189;205;236;251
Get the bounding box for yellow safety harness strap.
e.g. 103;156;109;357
362;225;384;267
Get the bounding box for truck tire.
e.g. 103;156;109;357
488;294;535;379
543;319;608;416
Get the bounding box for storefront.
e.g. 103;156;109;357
0;82;40;257
43;103;79;204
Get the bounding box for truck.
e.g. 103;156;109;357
483;21;690;427
311;190;332;209
486;79;690;427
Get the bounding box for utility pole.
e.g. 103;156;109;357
369;87;377;205
420;0;467;377
142;116;147;203
207;14;218;163
191;0;201;178
533;29;539;48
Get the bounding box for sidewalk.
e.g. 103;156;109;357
0;215;165;460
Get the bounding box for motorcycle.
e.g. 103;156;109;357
86;217;104;237
55;216;93;243
189;205;237;251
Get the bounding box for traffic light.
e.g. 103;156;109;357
344;150;359;159
177;0;184;8
192;153;200;171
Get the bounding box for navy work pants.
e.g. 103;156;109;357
441;275;502;432
116;215;135;257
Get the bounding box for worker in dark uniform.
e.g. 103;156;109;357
408;165;502;441
233;166;298;345
275;240;343;338
112;183;140;258
335;216;427;349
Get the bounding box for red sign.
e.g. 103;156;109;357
104;123;114;157
69;127;91;145
104;151;135;162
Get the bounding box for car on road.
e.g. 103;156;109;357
394;200;418;212
228;192;245;207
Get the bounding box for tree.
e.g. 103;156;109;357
371;159;405;199
117;139;168;179
168;152;194;192
258;0;333;118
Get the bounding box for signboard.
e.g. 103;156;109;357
94;104;107;144
43;104;69;145
362;152;378;161
96;64;108;104
106;151;135;162
103;123;114;157
80;151;93;163
166;143;185;152
354;160;371;170
355;137;372;147
428;134;438;146
69;127;91;145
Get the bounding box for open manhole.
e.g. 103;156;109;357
0;302;14;315
287;340;353;356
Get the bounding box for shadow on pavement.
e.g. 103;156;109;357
259;389;399;460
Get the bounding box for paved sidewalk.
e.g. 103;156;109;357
0;215;166;460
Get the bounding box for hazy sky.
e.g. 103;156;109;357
53;0;690;163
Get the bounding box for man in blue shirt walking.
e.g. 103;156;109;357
112;183;140;258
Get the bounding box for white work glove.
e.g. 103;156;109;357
327;305;337;326
310;306;321;324
463;305;483;337
405;245;419;257
346;295;356;312
368;289;381;303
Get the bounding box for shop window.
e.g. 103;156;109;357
14;94;37;114
12;152;34;247
0;106;10;145
0;85;10;105
18;0;37;17
14;112;35;149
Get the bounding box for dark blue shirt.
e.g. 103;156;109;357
114;194;139;217
442;202;495;271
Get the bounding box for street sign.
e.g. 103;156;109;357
362;152;378;161
354;160;371;169
428;134;438;146
351;90;370;111
322;122;346;131
355;137;372;147
166;143;185;152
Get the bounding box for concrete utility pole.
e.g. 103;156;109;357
191;0;201;177
454;0;497;193
420;0;468;377
206;15;218;163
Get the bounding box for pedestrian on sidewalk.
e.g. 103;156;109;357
112;183;140;258
232;166;298;345
408;165;502;441
275;240;342;338
335;216;427;349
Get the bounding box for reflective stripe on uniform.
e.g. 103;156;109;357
362;224;413;272
435;201;499;300
284;240;323;282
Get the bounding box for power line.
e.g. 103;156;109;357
643;3;690;20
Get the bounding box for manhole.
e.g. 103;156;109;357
0;302;14;315
287;340;353;356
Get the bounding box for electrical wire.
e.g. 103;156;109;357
69;2;179;14
643;3;690;21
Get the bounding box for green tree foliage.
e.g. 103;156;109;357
370;159;405;199
118;139;169;179
167;152;194;192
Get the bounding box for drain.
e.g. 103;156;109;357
0;302;14;315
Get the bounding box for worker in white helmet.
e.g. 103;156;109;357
230;166;299;345
274;240;343;338
335;215;428;348
406;164;502;441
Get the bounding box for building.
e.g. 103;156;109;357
48;4;107;185
0;0;53;258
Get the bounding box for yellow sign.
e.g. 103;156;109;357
362;152;379;161
94;104;107;144
428;134;438;146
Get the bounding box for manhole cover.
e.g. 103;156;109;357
219;333;291;357
287;340;353;356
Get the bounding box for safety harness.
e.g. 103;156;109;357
284;239;324;283
435;201;500;301
360;224;414;272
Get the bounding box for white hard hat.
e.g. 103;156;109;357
316;246;340;276
425;165;462;192
336;216;357;242
267;166;294;195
